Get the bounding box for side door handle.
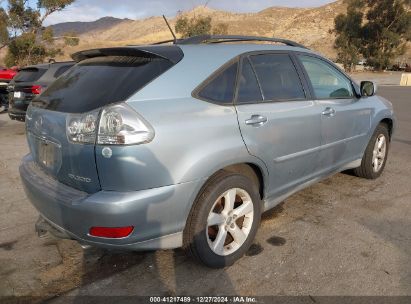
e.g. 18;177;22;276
322;107;336;117
245;115;268;127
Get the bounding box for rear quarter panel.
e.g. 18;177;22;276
95;97;267;191
95;45;272;193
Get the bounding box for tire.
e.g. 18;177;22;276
184;171;261;268
0;93;7;113
353;123;390;179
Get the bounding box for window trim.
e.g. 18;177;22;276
234;50;312;106
294;52;360;101
191;57;240;106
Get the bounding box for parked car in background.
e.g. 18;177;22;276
8;61;75;121
390;62;411;72
0;66;18;113
20;35;395;268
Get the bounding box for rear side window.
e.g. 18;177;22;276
197;61;238;105
33;56;174;113
249;54;305;101
14;68;46;82
237;58;263;104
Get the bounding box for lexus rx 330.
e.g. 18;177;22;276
20;35;396;268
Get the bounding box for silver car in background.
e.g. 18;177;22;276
20;35;396;268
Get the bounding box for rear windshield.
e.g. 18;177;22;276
32;55;174;113
53;64;74;78
14;68;46;82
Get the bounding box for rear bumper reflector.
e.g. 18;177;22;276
89;226;134;238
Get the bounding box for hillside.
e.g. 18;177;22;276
57;0;345;57
51;0;346;60
2;0;409;66
49;16;130;37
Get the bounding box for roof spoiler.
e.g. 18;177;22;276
71;46;184;64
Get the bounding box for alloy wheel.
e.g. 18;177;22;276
372;134;387;172
206;188;254;256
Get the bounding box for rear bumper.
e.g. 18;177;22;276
9;100;29;121
9;110;26;121
20;154;204;250
0;81;10;90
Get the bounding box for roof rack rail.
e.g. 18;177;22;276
171;35;308;49
152;39;179;45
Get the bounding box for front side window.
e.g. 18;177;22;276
249;54;305;101
197;61;238;104
298;55;354;99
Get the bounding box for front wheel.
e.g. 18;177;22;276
184;171;261;268
354;124;390;179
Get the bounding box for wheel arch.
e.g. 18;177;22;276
183;161;267;232
380;118;393;140
222;163;265;200
182;161;266;254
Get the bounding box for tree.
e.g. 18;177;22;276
361;0;411;70
175;15;229;38
175;16;212;38
63;31;79;46
0;0;76;67
0;8;8;46
334;0;411;71
333;0;363;71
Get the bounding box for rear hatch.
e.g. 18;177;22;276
9;66;48;111
26;46;182;193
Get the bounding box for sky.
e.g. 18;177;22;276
35;0;336;25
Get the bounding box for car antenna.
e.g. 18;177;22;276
162;15;177;44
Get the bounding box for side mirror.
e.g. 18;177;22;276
361;81;377;97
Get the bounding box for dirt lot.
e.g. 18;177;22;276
0;87;410;301
350;71;404;86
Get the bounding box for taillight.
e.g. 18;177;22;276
31;85;42;95
66;102;155;145
89;226;134;238
97;103;154;145
67;109;100;144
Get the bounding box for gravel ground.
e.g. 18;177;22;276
0;87;410;302
349;71;405;86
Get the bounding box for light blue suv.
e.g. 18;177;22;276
20;35;395;268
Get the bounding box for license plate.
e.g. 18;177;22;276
14;91;22;99
38;140;56;169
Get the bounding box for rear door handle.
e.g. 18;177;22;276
322;107;336;117
245;115;268;127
